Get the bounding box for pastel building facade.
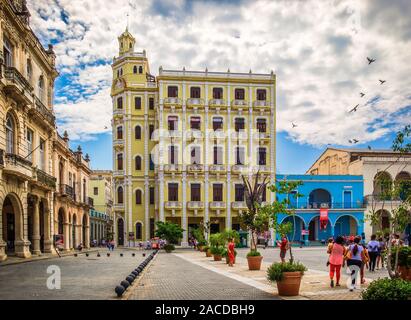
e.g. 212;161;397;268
111;29;276;246
275;174;366;243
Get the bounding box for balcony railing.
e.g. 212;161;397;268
186;98;204;106
35;169;56;189
3;153;33;179
187;164;204;172
231;99;248;108
87;197;94;207
187;201;204;210
186;130;203;140
231;165;247;173
231;131;248;140
59;184;75;200
231;201;247;210
164;201;182;210
209;99;226;107
364;195;403;204
163;97;182;105
33;97;55;126
209;164;226;173
4;66;33;98
287;202;366;209
164;164;182;172
168;130;182;139
209;201;226;210
253;100;270;108
253;132;270;140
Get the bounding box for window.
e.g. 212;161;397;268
149;187;155;205
169;145;178;165
256;119;266;133
117;186;124;204
149;154;154;170
139;66;143;74
26;59;32;82
117;126;123;139
26;129;33;161
149;97;154;110
234;88;245;100
257;89;266;101
135;156;142;170
149;124;154;139
235;118;245;132
94;187;98;196
120;68;123;76
135;97;141;109
135;126;141;140
213;184;223;201
213;146;223;165
212;117;223;131
235;184;245;201
117;97;123;109
168;116;178;130
39;138;45;170
190;87;201;98
167;86;178;97
38;76;45;102
235;146;245;165
190;146;201;164
69;172;72;189
3;37;13;67
117;154;123;170
133;66;137;74
258;147;266;165
135;190;142;204
117;70;120;78
191;184;201;201
213;87;223;99
168;183;178;201
190;117;201;130
136;222;142;240
83;178;86;202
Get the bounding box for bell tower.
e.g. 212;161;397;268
118;27;135;56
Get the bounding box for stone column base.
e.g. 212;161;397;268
14;240;32;258
0;241;7;261
32;235;41;255
43;239;57;254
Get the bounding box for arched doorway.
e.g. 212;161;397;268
136;222;142;241
117;218;124;246
281;216;305;242
2;194;24;254
308;216;332;241
373;172;392;200
309;189;331;208
334;215;358;237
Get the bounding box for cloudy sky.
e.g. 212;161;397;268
26;0;411;172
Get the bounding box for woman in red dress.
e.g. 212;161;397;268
228;238;235;267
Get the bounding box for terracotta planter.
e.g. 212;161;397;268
247;255;263;270
276;271;303;296
213;254;222;261
206;250;212;258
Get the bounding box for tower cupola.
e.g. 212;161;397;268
118;27;135;56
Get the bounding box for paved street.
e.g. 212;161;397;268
0;249;152;300
128;252;279;300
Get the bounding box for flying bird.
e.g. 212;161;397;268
353;139;359;144
368;145;372;150
348;139;353;144
379;79;386;85
104;126;108;129
367;57;376;64
349;104;359;113
291;122;297;128
360;92;365;97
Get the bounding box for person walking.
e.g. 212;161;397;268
227;238;235;267
277;234;289;263
376;237;386;269
360;244;370;284
345;236;366;291
367;234;379;272
328;236;346;287
326;238;334;267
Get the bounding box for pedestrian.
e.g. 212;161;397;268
367;234;379;272
328;236;346;287
345;236;365;291
227;237;235;267
376;237;386;269
277;234;288;263
326;238;334;267
360;244;370;284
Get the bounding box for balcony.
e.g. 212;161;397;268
34;168;56;189
164;201;182;210
164;164;182;173
113;139;124;149
3;153;33;180
168;130;182;139
113;108;125;119
113;169;125;178
30;97;55;127
3;67;33;105
253;100;270;109
113;203;125;211
209;99;226;108
231;131;248;140
59;184;76;201
209;164;226;174
187;201;204;210
186;130;203;140
231;165;247;174
187;164;204;173
186;98;204;108
231;99;248;108
364;194;402;205
209;201;226;210
163;97;182;106
87;197;94;207
231;201;247;210
253;165;270;174
288;202;366;210
253;132;270;142
209;130;226;140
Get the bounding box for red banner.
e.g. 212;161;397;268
320;208;329;230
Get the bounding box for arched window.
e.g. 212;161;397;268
117;153;123;170
133;66;138;74
136;222;142;240
135;156;142;170
117;97;123;109
135;189;142;204
5;114;15;154
308;189;332;209
373;172;392;199
38;76;45;102
117;126;123;139
135;126;141;139
139;66;143;74
117;186;124;204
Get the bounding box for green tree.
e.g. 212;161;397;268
155;221;184;244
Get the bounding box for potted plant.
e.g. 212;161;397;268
221;229;240;264
239;171;270;271
392;246;411;281
267;261;307;296
361;278;411;300
209;233;225;261
210;246;224;261
155;221;184;253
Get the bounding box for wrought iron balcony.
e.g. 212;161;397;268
0;149;4;167
3;67;33;104
59;184;75;200
32;97;55;127
287;201;366;210
3;153;33;179
35;169;56;189
253;132;270;141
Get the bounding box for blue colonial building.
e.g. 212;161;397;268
275;175;366;244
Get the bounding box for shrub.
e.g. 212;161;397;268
361;278;411;300
391;246;411;268
202;245;209;251
155;221;184;244
247;250;261;257
163;244;175;252
267;261;307;282
210;246;224;255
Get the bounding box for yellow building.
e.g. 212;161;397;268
111;29;276;246
0;1;92;261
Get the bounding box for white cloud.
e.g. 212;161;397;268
27;0;411;145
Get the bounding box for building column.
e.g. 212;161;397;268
144;180;149;241
226;172;232;230
181;172;187;246
32;197;41;255
84;214;90;248
15;192;31;258
0;206;7;261
43;195;54;254
159;173;165;222
63;222;70;251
